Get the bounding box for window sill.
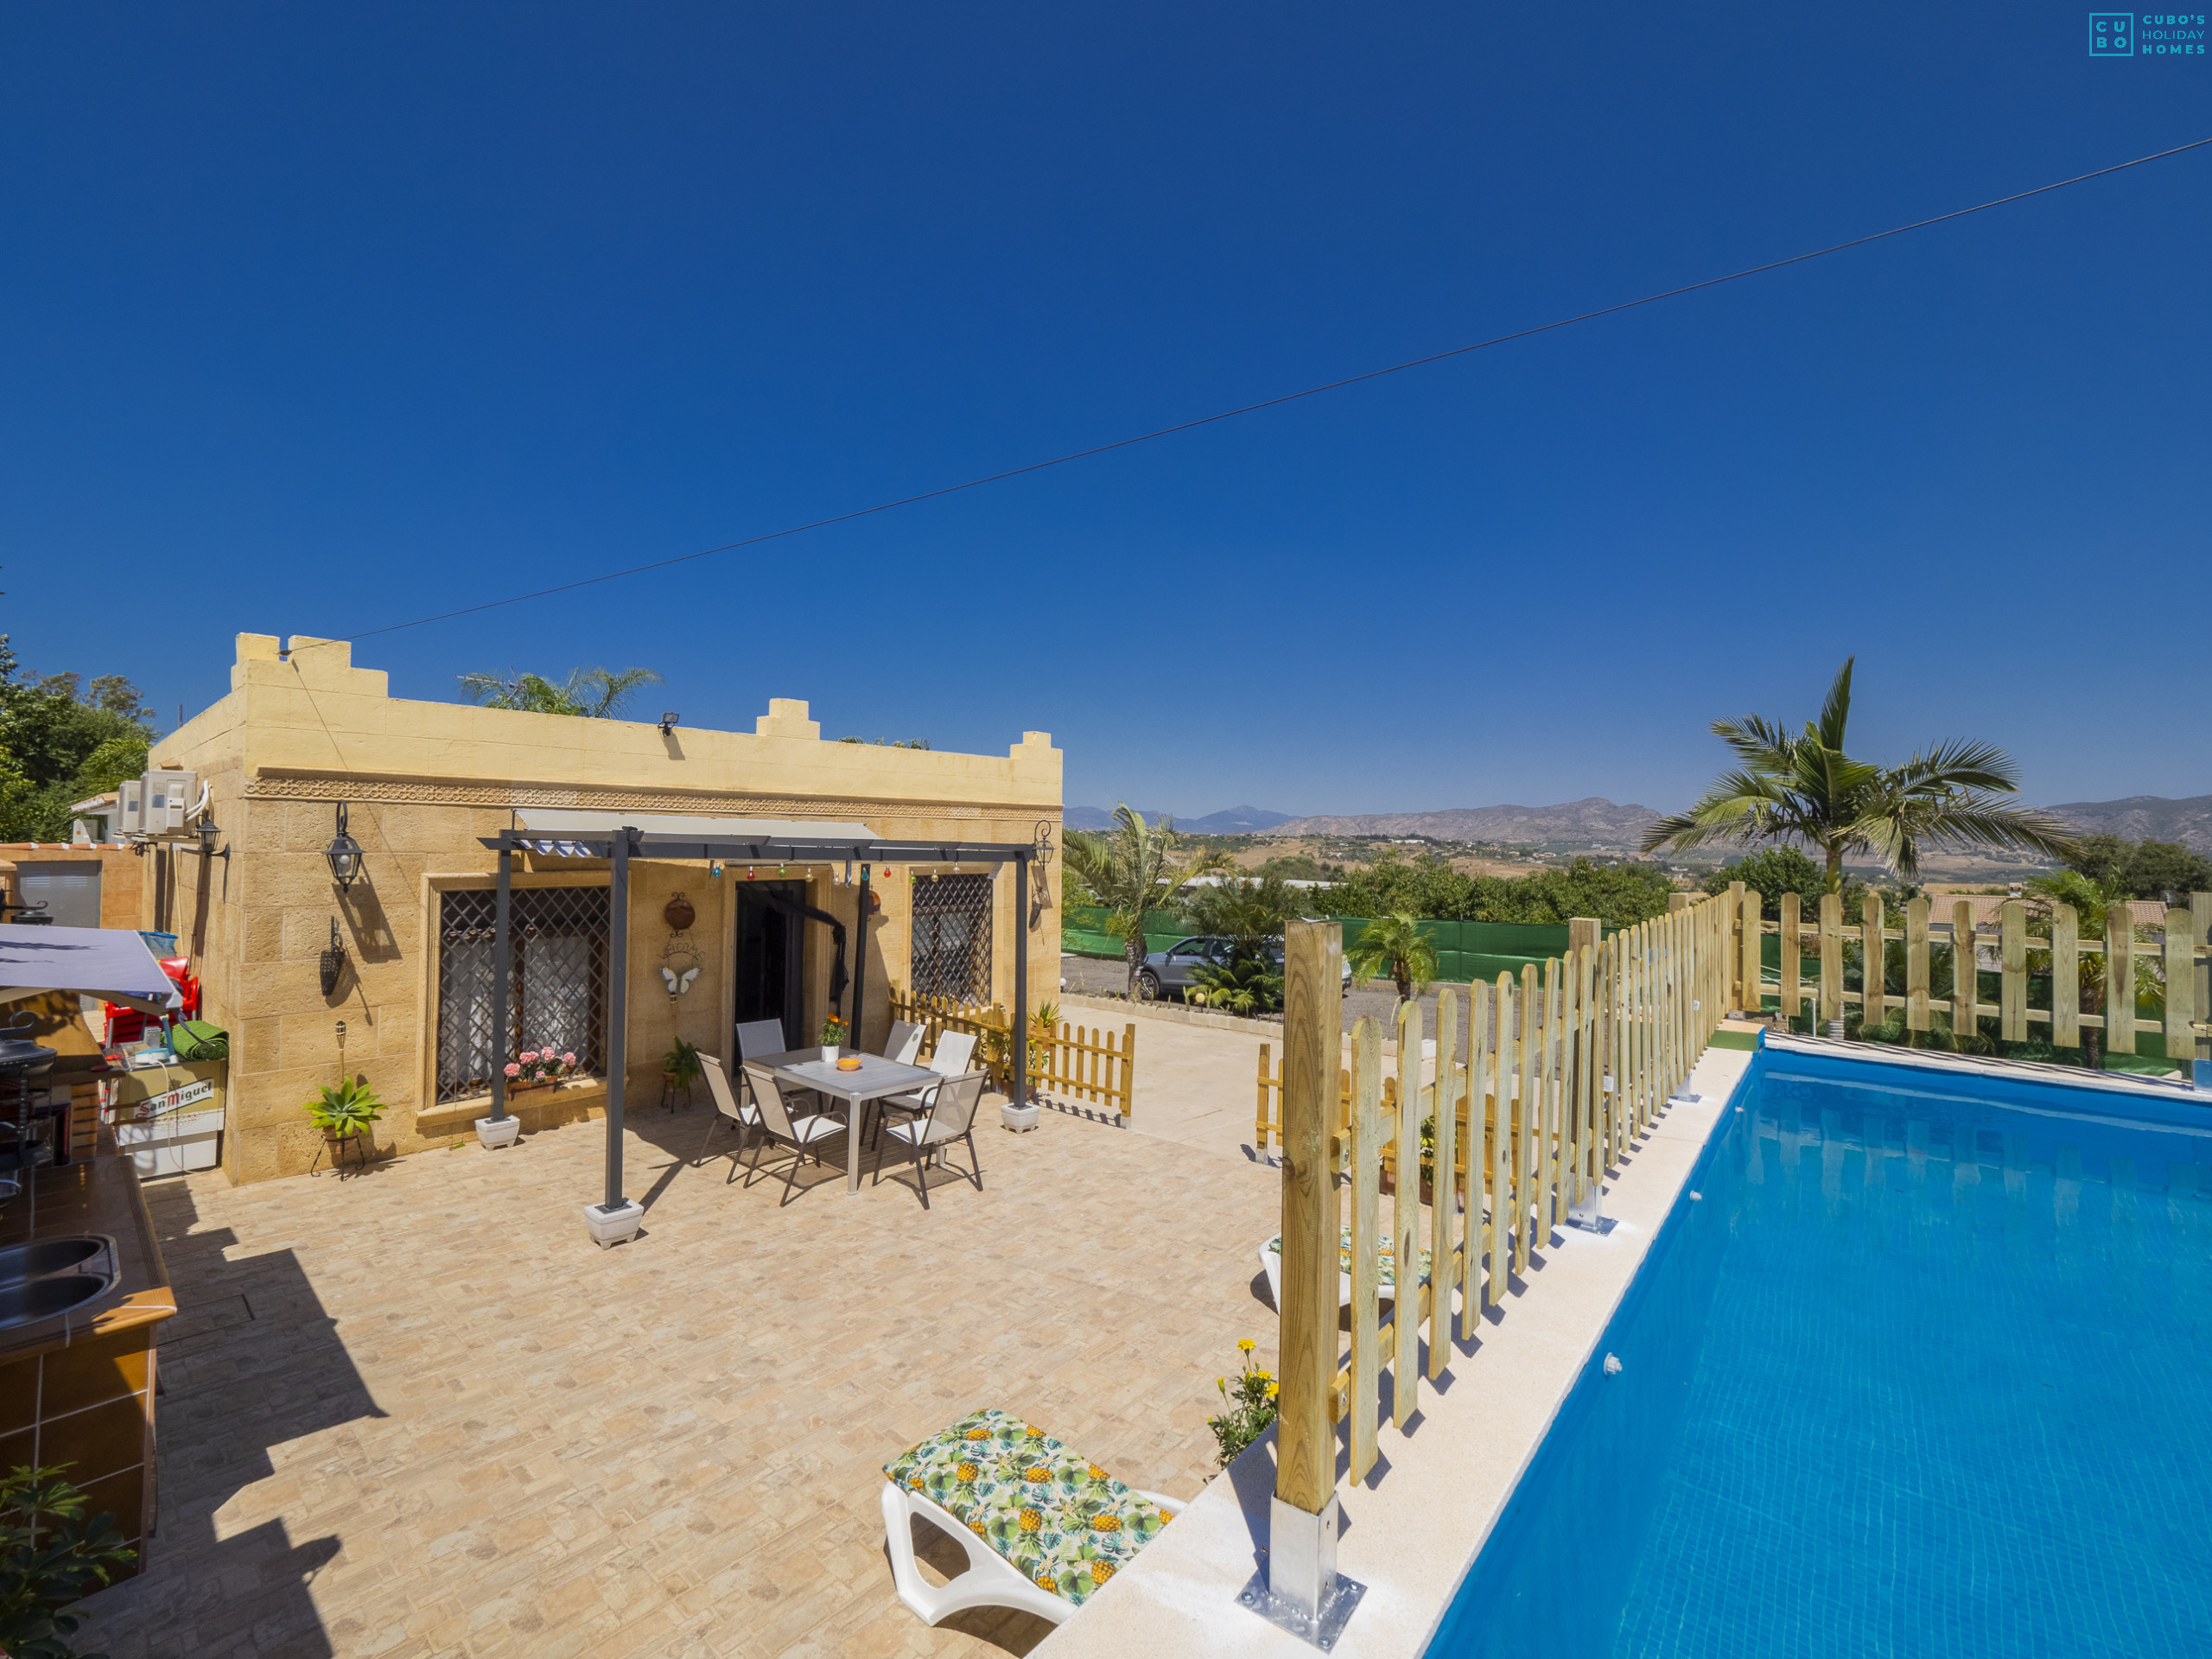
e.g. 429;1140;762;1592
422;1076;607;1122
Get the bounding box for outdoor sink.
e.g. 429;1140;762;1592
0;1274;115;1332
0;1236;107;1284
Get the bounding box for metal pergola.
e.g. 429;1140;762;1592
474;811;1050;1219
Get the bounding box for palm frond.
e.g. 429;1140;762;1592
1813;658;1854;752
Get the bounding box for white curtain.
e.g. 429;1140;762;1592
521;933;592;1062
436;934;496;1097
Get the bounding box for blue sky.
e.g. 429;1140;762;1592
3;4;2205;817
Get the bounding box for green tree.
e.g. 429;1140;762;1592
457;666;662;719
0;642;160;841
2063;834;2212;903
1347;912;1439;1003
1063;806;1224;996
1643;658;2075;892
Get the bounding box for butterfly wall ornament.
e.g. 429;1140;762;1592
660;965;701;997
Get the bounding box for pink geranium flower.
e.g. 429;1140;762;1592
519;1051;538;1064
503;1062;521;1077
560;1052;576;1066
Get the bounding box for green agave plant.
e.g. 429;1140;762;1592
306;1076;385;1141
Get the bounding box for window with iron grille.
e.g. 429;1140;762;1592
910;873;993;1002
435;886;610;1103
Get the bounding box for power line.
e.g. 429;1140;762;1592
350;135;2212;643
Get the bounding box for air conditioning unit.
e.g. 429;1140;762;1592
117;779;145;838
140;770;198;836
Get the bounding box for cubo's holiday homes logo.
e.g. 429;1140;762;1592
2090;12;2207;54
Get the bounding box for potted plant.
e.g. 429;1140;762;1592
504;1046;580;1093
664;1039;702;1088
819;1016;847;1065
306;1076;385;1167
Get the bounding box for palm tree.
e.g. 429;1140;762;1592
1642;658;2075;892
1346;912;1438;1005
458;666;663;719
1182;874;1305;963
1063;805;1224;997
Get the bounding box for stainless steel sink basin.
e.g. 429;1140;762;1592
0;1274;114;1329
0;1237;106;1282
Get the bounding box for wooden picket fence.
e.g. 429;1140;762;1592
1737;887;2211;1055
1273;896;1732;1516
887;988;1138;1116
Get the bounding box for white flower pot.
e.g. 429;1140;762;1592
1000;1103;1040;1133
583;1198;644;1249
821;1045;839;1065
475;1115;522;1149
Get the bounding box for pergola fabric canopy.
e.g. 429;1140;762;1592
0;925;182;1015
489;808;1037;864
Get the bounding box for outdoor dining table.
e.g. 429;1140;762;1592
760;1050;944;1195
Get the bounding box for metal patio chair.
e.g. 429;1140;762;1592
739;1063;848;1205
873;1070;986;1210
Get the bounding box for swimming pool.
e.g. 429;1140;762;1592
1425;1042;2212;1658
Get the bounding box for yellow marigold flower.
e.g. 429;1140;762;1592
1236;1338;1255;1352
1266;1381;1280;1398
1255;1369;1270;1381
1217;1376;1226;1389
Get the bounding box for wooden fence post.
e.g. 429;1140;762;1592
2194;893;2212;1080
1780;893;1802;1031
1863;891;1887;1029
2163;906;2196;1062
1906;896;1929;1033
1273;920;1344;1600
2000;899;2027;1042
2052;903;2080;1049
1429;988;1459;1379
1951;899;1978;1040
1739;887;1762;1017
1349;1015;1382;1483
1390;1001;1421;1429
1818;893;1843;1031
2107;905;2136;1055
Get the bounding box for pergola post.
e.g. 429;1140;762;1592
603;827;631;1211
851;864;871;1044
1010;851;1028;1110
491;844;511;1122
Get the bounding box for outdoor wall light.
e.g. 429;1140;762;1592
324;802;365;893
709;861;723;878
193;816;231;866
659;712;680;735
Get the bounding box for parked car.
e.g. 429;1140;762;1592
1135;936;1353;1002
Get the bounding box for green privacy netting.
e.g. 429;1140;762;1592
1059;906;1609;984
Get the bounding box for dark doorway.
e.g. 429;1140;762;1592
733;881;808;1052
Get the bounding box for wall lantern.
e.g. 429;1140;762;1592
324;802;365;893
659;712;680;735
194;815;231;867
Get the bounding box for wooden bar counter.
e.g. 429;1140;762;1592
0;1155;176;1579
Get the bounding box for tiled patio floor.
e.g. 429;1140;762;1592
78;1096;1281;1659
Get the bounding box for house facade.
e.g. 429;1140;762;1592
155;633;1062;1184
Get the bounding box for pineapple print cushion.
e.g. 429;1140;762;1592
882;1408;1172;1605
1265;1225;1432;1288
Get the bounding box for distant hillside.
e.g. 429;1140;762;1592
2048;794;2212;854
1063;804;1295;835
1271;799;1662;847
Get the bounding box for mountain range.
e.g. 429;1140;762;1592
1061;804;1297;836
1064;795;2212;855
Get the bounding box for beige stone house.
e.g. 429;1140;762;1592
152;634;1062;1184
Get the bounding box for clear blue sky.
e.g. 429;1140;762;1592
3;4;2204;817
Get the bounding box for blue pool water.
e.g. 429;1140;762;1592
1426;1046;2212;1658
